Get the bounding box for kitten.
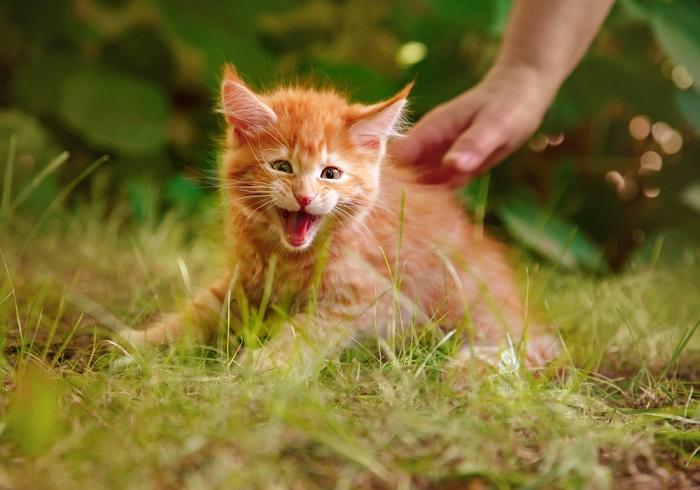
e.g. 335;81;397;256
123;64;558;370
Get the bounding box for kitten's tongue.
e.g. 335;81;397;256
285;211;314;246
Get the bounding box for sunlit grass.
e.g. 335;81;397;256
1;164;699;488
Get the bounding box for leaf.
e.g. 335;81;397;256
0;111;61;211
305;62;395;103
491;0;512;35
100;25;175;85
428;0;512;34
155;0;277;88
498;196;607;272
58;66;170;156
0;110;58;163
5;364;64;456
7;0;71;45
562;56;676;121
12;50;82;116
676;90;700;133
657;429;700;455
127;178;160;223
651;4;700;94
166;175;206;214
630;0;700;94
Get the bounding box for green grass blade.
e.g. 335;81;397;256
1;135;18;220
21;154;109;253
474;173;489;239
11;151;69;213
659;319;700;379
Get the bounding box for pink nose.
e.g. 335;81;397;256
296;195;313;209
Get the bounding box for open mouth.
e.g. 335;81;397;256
278;209;320;248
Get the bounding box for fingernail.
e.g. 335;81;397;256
446;151;478;171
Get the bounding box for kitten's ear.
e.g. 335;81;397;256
349;82;413;151
220;63;277;139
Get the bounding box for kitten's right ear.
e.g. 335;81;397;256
220;64;277;139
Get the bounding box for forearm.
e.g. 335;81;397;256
491;0;614;95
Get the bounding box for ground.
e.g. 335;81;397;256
1;200;699;490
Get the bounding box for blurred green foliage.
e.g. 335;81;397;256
6;364;65;456
0;0;699;270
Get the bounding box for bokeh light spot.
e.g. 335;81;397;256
671;65;694;90
651;122;673;144
606;171;639;201
529;133;548;152
643;186;660;198
605;170;624;189
660;130;683;155
547;133;565;146
629;115;651;140
639;150;663;174
396;42;427;68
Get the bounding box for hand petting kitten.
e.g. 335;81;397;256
391;0;614;186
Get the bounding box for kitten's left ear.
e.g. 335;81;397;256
349;82;413;151
220;63;277;140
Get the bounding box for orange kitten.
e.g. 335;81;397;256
124;64;558;369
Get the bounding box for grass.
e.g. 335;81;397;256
1;170;699;489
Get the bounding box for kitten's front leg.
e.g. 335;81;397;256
121;275;232;348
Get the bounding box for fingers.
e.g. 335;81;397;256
442;112;513;175
389;115;449;167
389;97;478;168
391;84;543;186
428;143;512;188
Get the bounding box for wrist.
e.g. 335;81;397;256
483;61;561;106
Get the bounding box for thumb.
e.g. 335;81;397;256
442;115;505;173
389;104;459;166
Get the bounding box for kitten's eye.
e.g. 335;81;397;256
271;160;293;174
321;167;342;180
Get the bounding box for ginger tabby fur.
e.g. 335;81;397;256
123;64;558;370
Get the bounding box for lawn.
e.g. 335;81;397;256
1;191;699;489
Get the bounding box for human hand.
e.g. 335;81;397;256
390;65;556;186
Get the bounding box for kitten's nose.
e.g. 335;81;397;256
295;195;313;209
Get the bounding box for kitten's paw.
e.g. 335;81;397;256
236;346;296;373
117;314;183;349
238;342;307;372
237;337;324;374
118;328;150;349
238;348;283;372
524;334;561;368
442;347;500;391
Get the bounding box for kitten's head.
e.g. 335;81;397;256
219;64;411;252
